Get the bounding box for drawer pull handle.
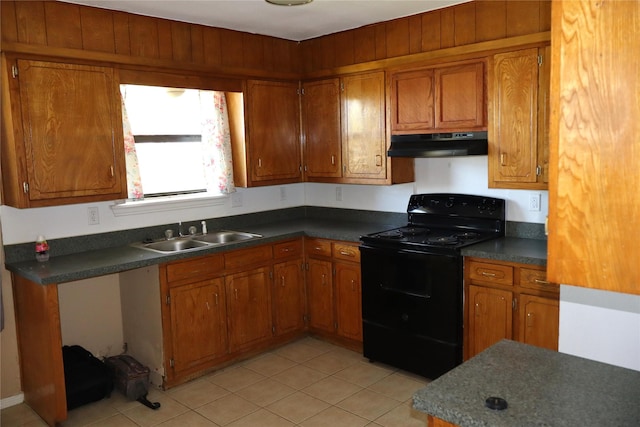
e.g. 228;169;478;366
339;250;354;257
481;272;497;277
314;247;323;251
534;279;551;285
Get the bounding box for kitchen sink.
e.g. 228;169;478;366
132;230;262;254
192;230;260;244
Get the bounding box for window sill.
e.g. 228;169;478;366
110;193;228;216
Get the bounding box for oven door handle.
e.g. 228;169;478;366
378;284;431;299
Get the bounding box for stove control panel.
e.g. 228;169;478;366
408;194;505;220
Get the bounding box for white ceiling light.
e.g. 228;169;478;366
265;0;313;6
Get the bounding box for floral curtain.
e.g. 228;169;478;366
120;89;144;199
199;91;235;194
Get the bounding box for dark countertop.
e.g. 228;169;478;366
5;218;395;285
461;237;547;266
413;340;640;427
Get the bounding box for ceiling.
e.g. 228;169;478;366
61;0;470;41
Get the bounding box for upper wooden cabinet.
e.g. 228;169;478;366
241;80;301;186
389;60;486;135
302;71;414;185
1;57;127;207
488;46;550;189
548;1;639;295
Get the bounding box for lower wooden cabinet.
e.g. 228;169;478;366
464;257;559;360
160;238;305;387
305;238;362;347
226;266;273;352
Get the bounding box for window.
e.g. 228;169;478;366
120;85;235;200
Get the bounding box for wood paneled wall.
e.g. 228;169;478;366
300;0;551;74
1;1;550;79
0;1;301;77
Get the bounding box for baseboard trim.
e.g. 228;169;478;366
1;393;24;409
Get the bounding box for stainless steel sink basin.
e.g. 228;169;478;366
131;230;262;254
192;231;260;244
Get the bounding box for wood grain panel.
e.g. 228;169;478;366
506;0;540;37
318;35;336;70
548;0;640;294
440;7;455;49
519;294;558;351
1;0;18;43
12;275;66;426
129;14;159;58
454;1;476;46
171;21;192;62
429;415;458;427
202;26;222;66
15;1;47;45
112;11;131;55
219;29;243;68
79;7;115;53
242;33;264;70
157;20;173;60
190;25;205;64
334;31;354;67
539;0;551;31
475;0;506;42
374;24;387;60
421;11;441;52
385;18;410;58
353;26;376;64
44;1;82;49
408;15;422;54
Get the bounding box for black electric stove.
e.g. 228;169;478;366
359;193;506;379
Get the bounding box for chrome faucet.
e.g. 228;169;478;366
178;221;185;237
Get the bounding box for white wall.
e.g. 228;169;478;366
559;285;640;371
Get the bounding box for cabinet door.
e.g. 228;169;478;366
169;278;227;373
302;79;342;179
434;62;485;129
16;59;126;204
225;266;273;352
389;69;435;133
341;71;387;180
467;285;513;358
246;80;301;184
306;258;335;333
334;261;362;342
273;259;305;335
489;48;543;187
519;294;559;351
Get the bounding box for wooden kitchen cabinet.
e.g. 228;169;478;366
305;238;362;347
389;60;486;134
464;257;559;360
301;78;342;179
488;45;550;189
242;79;301;186
168;278;228;374
1;57;127;207
302;72;414;185
272;239;306;336
225;266;273;352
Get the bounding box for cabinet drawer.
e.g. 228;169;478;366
332;242;361;263
306;238;332;257
224;244;272;270
468;261;513;286
273;238;303;259
520;267;559;293
166;254;224;283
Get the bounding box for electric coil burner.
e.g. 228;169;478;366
360;193;506;379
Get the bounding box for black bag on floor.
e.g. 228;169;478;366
104;354;160;410
62;345;113;410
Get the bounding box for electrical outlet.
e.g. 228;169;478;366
87;206;100;225
280;187;287;201
231;192;243;207
335;186;342;201
529;193;541;211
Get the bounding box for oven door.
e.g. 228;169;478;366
359;244;462;343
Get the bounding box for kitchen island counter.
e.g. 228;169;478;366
413;339;640;427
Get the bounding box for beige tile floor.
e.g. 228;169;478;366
1;337;430;427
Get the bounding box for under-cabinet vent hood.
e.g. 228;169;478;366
388;131;488;158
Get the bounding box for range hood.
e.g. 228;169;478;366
388;131;488;158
